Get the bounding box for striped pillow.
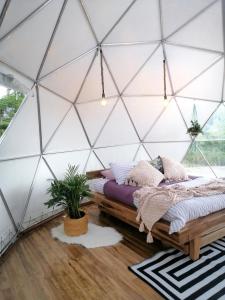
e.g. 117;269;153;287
110;162;135;185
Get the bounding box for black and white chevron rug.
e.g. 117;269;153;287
129;238;225;300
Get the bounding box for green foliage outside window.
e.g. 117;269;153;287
0;91;24;136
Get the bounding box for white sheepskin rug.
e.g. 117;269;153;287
51;223;123;248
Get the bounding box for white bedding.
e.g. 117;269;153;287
87;178;109;194
88;177;225;234
163;177;225;234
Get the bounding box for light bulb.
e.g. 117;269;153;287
163;98;169;107
100;97;107;106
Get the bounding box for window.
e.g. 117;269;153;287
0;86;24;137
183;104;225;177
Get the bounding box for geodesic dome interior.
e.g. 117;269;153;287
0;0;225;254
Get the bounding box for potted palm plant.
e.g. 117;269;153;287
45;164;91;236
187;120;203;137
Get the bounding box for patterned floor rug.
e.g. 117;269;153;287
129;238;225;300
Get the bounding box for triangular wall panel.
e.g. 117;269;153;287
125;46;171;95
39;87;72;149
0;195;16;252
178;58;224;101
145;142;190;162
40;50;96;101
94;144;139;168
134;145;151;162
161;0;215;38
22;158;55;229
85;151;103;171
0;0;46;38
44;150;90;179
82;0;133;41
41;0;96;76
0;157;39;226
176;97;218;127
95;100;139;147
0;90;40;159
44;106;89;153
124;96;165;140
0;0;64;79
105;0;161;43
76;98;117;145
103;44;158;91
169;1;223;51
144;99;190;142
77;52;118;103
182;142;216;177
165;44;220;93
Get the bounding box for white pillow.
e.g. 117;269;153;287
161;156;188;181
110;162;135;185
125;160;164;187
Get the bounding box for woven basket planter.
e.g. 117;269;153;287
64;211;88;236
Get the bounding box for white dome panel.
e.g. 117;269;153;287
94;144;139;168
0;0;64;79
44;150;90;179
44;106;89;153
95;100;139;147
103;44;157;91
76;98;117;145
0;90;40;159
82;0;133;41
124;96;165;140
105;0;161;43
0;156;39;226
169;1;223;51
39;87;71;149
41;0;96;76
40;50;95;101
22;158;55;229
145;99;190;142
0;0;46;38
145;142;190;162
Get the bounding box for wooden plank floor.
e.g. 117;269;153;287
0;204;163;300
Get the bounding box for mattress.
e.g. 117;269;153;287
88;177;225;234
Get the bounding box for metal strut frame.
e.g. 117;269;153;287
0;0;224;255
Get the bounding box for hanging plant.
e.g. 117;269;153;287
187;120;203;137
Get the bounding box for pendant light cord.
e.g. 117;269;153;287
163;59;167;100
100;46;105;98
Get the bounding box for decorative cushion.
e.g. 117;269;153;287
125;160;164;187
100;169;115;180
150;156;164;173
110;162;135;185
161;156;189;181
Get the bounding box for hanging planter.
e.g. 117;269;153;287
187;120;203;137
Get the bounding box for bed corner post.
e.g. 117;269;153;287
189;237;201;261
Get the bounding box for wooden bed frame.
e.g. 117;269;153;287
87;170;225;260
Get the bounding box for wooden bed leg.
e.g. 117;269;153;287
190;238;200;261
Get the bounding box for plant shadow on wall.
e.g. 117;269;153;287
45;165;92;236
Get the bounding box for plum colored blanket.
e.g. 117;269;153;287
103;177;197;207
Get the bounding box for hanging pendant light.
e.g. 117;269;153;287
99;46;107;106
163;58;169;107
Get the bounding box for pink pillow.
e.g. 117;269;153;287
100;169;115;180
